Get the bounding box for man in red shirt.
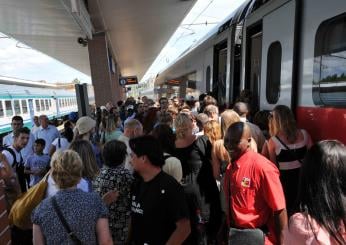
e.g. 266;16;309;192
223;122;287;244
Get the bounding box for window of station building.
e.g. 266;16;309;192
14;100;21;115
5;100;13;116
21;100;28;114
313;13;346;106
49;100;52;107
266;41;282;104
35;100;40;112
45;99;49;110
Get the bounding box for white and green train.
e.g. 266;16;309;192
0;77;78;135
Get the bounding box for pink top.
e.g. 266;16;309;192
283;213;346;245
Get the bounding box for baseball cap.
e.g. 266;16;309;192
76;116;96;134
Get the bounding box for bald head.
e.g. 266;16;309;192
224;122;251;161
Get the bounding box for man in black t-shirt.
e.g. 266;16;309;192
129;135;190;245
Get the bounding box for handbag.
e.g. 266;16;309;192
225;171;265;245
8;173;49;229
51;196;82;245
229;227;265;245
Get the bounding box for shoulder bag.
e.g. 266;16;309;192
9;173;49;229
51;196;82;245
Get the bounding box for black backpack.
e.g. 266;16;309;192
3;147;27;193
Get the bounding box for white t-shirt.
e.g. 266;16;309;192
0;146;22;168
45;175;89;198
2;132;34;162
118;134;133;172
51;137;70;152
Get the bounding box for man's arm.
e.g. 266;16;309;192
273;208;287;245
166;218;191;245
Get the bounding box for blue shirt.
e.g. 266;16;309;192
35;125;60;154
24;153;50;186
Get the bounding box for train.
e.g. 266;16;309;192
155;0;346;144
0;76;80;135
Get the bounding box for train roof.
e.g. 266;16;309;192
0;76;73;88
0;84;75;99
161;0;253;73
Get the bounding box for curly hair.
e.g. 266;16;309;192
51;150;83;189
174;113;193;139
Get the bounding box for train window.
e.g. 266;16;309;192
45;99;49;110
35;100;40;112
5;100;13;116
0;102;3;117
14;100;21;115
266;41;282;104
40;100;45;111
21;100;28;114
313;13;346;106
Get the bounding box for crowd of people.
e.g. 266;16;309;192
0;93;344;245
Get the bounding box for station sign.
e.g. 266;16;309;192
119;76;138;86
166;79;180;86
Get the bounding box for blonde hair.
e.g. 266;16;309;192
69;140;100;180
204;120;222;144
51;150;83;189
220;109;241;137
174;113;192;139
270;105;298;143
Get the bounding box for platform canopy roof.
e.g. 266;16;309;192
0;0;196;80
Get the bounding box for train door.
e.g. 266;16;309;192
213;41;228;106
245;23;262;114
260;0;295;109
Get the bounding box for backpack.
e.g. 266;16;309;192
3;147;27;193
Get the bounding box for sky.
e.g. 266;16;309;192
0;0;246;84
0;36;91;84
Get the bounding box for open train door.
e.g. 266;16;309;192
244;0;296;111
